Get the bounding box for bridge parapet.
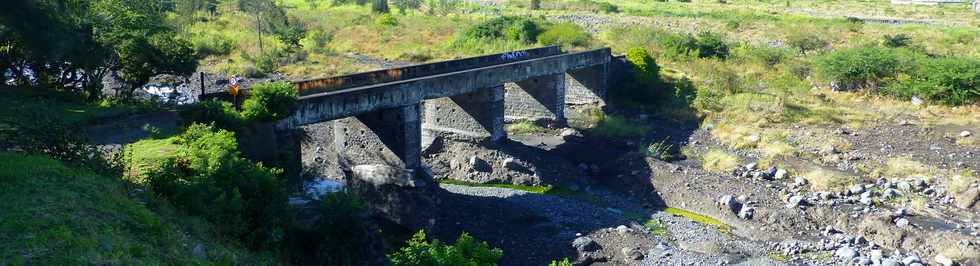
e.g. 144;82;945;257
292;46;562;96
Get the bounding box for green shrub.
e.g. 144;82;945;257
462;16;546;44
745;47;791;67
786;32;827;55
655;32;698;59
146;123;289;249
815;47;900;90
695;31;729;59
285;192;371;265
885;57;980;105
301;30;333;53
388;230;503;266
241;82;299;122
190;34;233;57
464;17;520;40
549;258;573;266
625;47;659;84
505;19;543;44
376;13;399;26
178;100;243;131
882;34;912;48
596;2;619;13
537;23;590;47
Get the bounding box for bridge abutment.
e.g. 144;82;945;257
333;104;422;169
505;73;566;124
422;85;506;143
566;63;609;106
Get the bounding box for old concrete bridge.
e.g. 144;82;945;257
270;46;618;175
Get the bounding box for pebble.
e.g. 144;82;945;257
849;184;866;195
881;259;901;266
960;131;973;137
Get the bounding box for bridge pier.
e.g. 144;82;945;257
422;85;506;143
505;73;566;124
333;104;422;169
566;63;609;106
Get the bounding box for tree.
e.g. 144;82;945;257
372;0;390;13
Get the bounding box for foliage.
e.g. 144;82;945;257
549;258;573;266
373;0;391;13
388;230;503;266
178;100;244;131
0;0;198;99
0;152;273;265
376;13;400;26
537;23;590;47
505;19;544;44
694;31;729;59
883;34;912;48
301;30;333;53
814;47;900;90
596;2;620;13
241;81;299;122
655;32;699;59
626;47;660;84
285;192;371;266
145;124;290;249
786;32;827;54
506;120;549;134
744;47;791;67
885;57;980;105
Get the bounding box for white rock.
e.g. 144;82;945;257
849;184;866;195
881;259;901;266
911;96;923;106
934;254;954;266
960;131;973;138
774;169;788;180
895;218;910;228
745;162;758;171
835;246;858;260
902;255;921;265
787;195;806;208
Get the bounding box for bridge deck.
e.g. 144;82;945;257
279;48;611;129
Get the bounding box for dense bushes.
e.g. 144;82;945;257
814;47;900;90
886;57;980;105
694;31;729;59
654;31;729;59
458;16;591;48
178;100;243;130
388;230;503;266
242;82;299;122
537;23;590;47
146;124;289;249
178;82;298;128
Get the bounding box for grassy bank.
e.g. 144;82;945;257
0;152;273;265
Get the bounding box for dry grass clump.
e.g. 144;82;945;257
948;173;978;196
710;123;761;150
701;149;740;174
803;168;856;191
884;157;933;180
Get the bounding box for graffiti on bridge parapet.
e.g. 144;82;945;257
500;51;529;61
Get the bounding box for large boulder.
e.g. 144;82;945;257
351;164;423;187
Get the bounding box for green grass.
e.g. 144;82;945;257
122;137;179;182
663;207;732;234
0;152;272;265
505;120;549;135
